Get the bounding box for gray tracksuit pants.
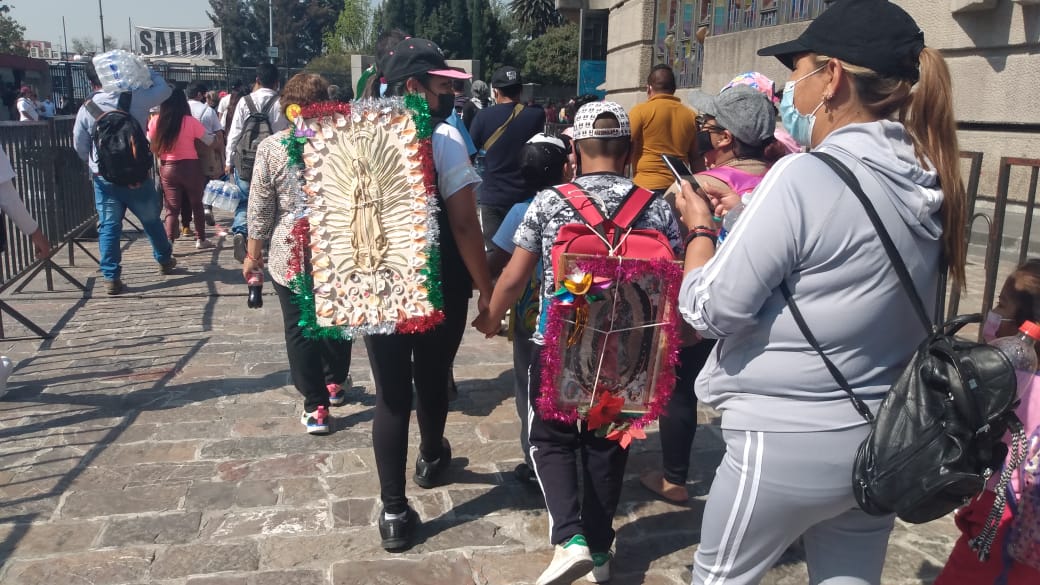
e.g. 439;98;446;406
693;427;896;585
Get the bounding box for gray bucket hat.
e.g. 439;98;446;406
687;84;775;147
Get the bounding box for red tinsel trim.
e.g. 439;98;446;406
536;256;684;430
396;311;446;334
286;217;310;280
418;138;438;198
299;101;352;120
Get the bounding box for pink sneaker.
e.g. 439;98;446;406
328;375;352;407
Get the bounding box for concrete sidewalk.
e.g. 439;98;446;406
0;220;963;585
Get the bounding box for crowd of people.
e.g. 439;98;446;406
38;0;1039;583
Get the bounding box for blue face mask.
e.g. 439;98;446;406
779;65;827;148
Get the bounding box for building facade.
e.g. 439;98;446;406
561;0;1039;202
23;41;61;63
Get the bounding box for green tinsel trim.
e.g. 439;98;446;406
403;93;433;139
287;272;352;341
420;245;444;311
281;125;307;168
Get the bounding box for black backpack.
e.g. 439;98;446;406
782;152;1027;560
84;93;153;187
233;95;276;183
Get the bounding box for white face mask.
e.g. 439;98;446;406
982;310;1013;343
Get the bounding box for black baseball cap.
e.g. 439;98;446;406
758;0;925;82
491;66;522;88
383;38;471;85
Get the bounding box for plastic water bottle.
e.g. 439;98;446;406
991;320;1040;393
247;271;264;309
93;51;130;92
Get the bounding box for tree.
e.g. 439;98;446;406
522;23;577;86
71;37;95;55
0;12;26;56
325;0;371;54
509;0;562;37
208;0;261;67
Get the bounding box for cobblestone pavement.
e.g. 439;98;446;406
0;215;1003;585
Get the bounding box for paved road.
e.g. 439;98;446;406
0;215;976;584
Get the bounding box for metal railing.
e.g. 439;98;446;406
0;115;95;337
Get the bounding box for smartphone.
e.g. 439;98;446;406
661;154;701;191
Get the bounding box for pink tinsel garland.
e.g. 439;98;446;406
536;256;684;430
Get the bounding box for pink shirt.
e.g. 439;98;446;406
147;115;205;162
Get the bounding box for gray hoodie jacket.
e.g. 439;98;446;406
679;120;944;432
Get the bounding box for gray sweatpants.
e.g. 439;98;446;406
693;427;896;585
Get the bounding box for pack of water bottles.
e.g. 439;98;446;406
92;50;154;93
203;180;243;212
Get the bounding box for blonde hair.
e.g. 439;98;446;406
816;49;967;289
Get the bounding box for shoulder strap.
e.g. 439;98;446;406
610;185;657;231
482;103;524;152
554;183;607;234
810;151;933;334
259;97;276;117
116;92;132;113
780;281;875;423
83;99;104;121
244;95;258;115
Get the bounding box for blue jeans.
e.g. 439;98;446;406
231;174;249;237
94;175;173;281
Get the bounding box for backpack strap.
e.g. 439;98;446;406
116;92;132;113
83;99;105;121
554;183;609;243
610;185;656;231
243;95;258;115
259;97;276;116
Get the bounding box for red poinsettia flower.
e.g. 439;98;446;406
606;425;646;449
586;392;625;431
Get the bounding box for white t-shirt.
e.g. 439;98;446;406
16;97;38;121
189;99;223;138
432;122;481;199
217;94;231;127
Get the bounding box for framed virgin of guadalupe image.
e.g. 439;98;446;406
541;253;684;418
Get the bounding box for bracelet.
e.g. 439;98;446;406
684;230;718;248
245;252;262;263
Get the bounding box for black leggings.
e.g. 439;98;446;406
365;289;470;514
658;340;715;485
272;280;353;412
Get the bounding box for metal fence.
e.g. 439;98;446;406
712;0;830;36
0;115;95;337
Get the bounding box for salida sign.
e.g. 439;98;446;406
135;27;223;60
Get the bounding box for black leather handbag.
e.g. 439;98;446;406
782;152;1027;559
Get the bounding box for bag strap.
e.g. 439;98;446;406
779;281;875;423
482;103;523;152
244;95;258;115
83;99;104;121
116;92;132;113
555;183;610;245
811;151;934;334
610;185;656;231
259;97;276;118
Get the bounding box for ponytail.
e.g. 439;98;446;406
903;48;966;290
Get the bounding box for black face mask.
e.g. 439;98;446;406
431;92;455;119
696;130;715;154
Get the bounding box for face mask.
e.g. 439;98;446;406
779;64;827;148
431;92;455;119
982;310;1012;343
696;130;715;154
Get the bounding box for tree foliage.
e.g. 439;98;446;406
0;12;26;56
509;0;562;37
523;23;577;87
208;0;343;68
324;0;371;54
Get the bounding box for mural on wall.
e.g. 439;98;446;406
653;0;710;89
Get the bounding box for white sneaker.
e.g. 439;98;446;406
195;239;215;249
586;552;612;583
536;535;594;585
0;356;14;399
300;406;330;435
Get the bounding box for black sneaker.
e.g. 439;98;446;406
413;437;451;489
514;462;537;485
204;205;215;226
378;506;418;551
